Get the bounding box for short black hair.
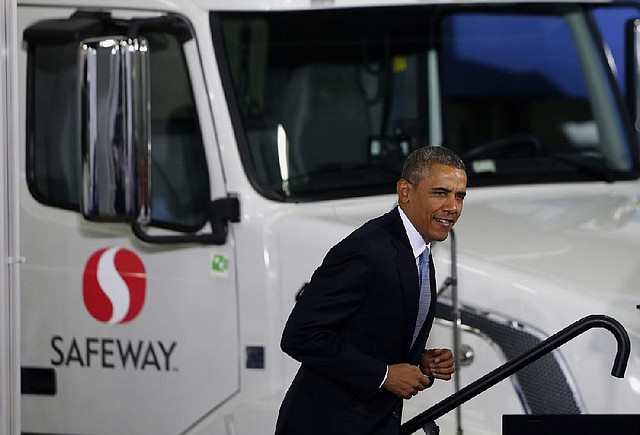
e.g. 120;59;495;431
401;146;466;185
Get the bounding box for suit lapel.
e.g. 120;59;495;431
386;208;420;354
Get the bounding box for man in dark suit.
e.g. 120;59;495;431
275;146;466;435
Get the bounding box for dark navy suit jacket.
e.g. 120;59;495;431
275;207;437;435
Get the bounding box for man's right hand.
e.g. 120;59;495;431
382;363;432;399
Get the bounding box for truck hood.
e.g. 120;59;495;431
452;182;640;303
301;182;640;312
271;181;640;416
272;180;640;331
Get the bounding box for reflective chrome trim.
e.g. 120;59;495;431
78;36;151;223
435;299;586;414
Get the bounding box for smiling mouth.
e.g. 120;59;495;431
434;217;454;228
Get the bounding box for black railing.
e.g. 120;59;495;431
400;314;631;435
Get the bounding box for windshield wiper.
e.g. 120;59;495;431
545;153;615;183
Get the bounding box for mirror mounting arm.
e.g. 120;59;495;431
131;196;240;245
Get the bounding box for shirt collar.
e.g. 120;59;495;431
398;206;430;259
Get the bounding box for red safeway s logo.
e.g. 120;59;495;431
83;247;146;324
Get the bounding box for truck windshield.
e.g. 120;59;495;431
214;5;636;201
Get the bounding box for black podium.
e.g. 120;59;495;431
503;414;640;435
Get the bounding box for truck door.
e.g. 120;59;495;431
18;7;239;434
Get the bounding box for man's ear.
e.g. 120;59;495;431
397;179;410;204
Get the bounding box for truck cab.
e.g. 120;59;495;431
15;1;640;434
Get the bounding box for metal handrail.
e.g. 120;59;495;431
448;230;463;435
400;314;631;435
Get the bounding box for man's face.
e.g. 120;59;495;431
397;163;467;243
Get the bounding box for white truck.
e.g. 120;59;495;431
5;0;640;434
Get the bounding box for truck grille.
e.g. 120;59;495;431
435;300;584;414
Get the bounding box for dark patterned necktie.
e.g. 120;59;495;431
412;247;430;346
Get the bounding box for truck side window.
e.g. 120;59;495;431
26;28;210;232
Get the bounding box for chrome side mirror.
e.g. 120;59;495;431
78;36;151;223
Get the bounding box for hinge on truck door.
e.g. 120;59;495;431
132;196;241;245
